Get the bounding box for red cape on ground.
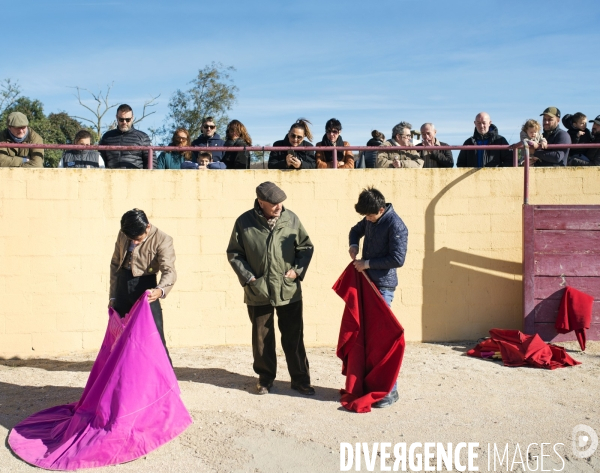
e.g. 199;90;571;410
334;263;405;413
555;286;593;351
467;328;580;369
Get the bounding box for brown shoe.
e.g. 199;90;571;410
256;380;273;395
290;382;315;396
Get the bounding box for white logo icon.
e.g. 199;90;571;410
572;424;598;459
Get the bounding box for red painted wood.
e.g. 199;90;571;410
524;205;600;341
534;230;600;253
534;277;600;300
534;255;600;276
523;205;536;335
533;323;600;343
534;298;600;323
534;209;600;231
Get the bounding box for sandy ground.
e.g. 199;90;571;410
1;341;599;473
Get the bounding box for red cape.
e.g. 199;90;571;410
555;286;593;351
467;329;580;369
334;263;405;413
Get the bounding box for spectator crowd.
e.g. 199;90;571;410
1;104;599;169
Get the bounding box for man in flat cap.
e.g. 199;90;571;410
0;112;44;167
227;181;315;396
531;107;571;167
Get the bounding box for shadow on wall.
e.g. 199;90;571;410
421;170;522;341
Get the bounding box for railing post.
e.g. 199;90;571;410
333;148;338;169
512;147;519;167
523;140;530;205
148;148;153;170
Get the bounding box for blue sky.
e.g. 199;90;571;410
9;0;600;147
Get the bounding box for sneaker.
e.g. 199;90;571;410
290;382;315;396
372;389;399;408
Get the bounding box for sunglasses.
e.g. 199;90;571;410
203;125;216;130
326;129;340;134
118;117;133;123
290;133;304;140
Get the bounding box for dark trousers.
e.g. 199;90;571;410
114;269;171;364
247;300;310;385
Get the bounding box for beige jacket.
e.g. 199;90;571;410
0;128;44;167
376;139;423;168
109;225;177;299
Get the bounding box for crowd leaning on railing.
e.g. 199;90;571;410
1;104;600;170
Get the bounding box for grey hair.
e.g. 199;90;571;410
392;121;412;138
421;122;436;131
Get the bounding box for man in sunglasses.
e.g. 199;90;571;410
191;116;225;163
99;104;155;169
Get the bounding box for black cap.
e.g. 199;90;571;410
589;115;600;126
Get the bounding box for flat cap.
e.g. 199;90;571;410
7;112;28;127
589;115;600;126
256;181;287;204
540;107;560;118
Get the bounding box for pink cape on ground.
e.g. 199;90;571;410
8;295;193;470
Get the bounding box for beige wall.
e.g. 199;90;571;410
1;167;599;357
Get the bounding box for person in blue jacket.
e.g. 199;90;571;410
349;187;408;408
191;116;225;163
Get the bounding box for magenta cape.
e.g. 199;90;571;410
334;263;405;413
8;296;192;470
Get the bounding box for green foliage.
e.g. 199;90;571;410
0;78;21;115
1;96;89;168
154;62;238;143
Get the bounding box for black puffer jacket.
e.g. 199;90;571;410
221;138;251;169
562;114;592;146
570;133;600;166
99;127;154;169
268;135;316;169
349;204;408;289
456;124;511;167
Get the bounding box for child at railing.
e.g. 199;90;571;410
519;119;546;165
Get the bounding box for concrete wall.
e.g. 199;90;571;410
1;167;598;357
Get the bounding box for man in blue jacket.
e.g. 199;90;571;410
531;107;571;167
191;116;225;162
349;187;408;408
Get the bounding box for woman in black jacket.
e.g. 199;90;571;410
268;118;316;169
222;120;252;169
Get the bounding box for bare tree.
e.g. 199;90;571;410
0;78;21;115
69;83;160;140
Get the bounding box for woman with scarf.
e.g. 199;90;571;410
268;118;316;169
222;120;252;169
315;118;355;169
156;128;193;169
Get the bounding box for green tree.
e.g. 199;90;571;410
1;97;88;167
156;62;238;143
0;78;21;116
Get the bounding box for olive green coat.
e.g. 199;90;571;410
227;201;314;307
0;128;44;167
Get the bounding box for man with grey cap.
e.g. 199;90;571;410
0;112;44;167
227;181;315;396
531;106;571;167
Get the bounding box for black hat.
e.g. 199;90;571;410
589;115;600;126
256;181;287;204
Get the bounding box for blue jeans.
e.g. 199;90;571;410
378;287;397;392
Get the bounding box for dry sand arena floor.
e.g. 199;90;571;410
1;342;599;473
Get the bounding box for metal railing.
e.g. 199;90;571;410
0;142;595;170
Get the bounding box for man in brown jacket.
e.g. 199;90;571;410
109;209;177;359
0;112;44;167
